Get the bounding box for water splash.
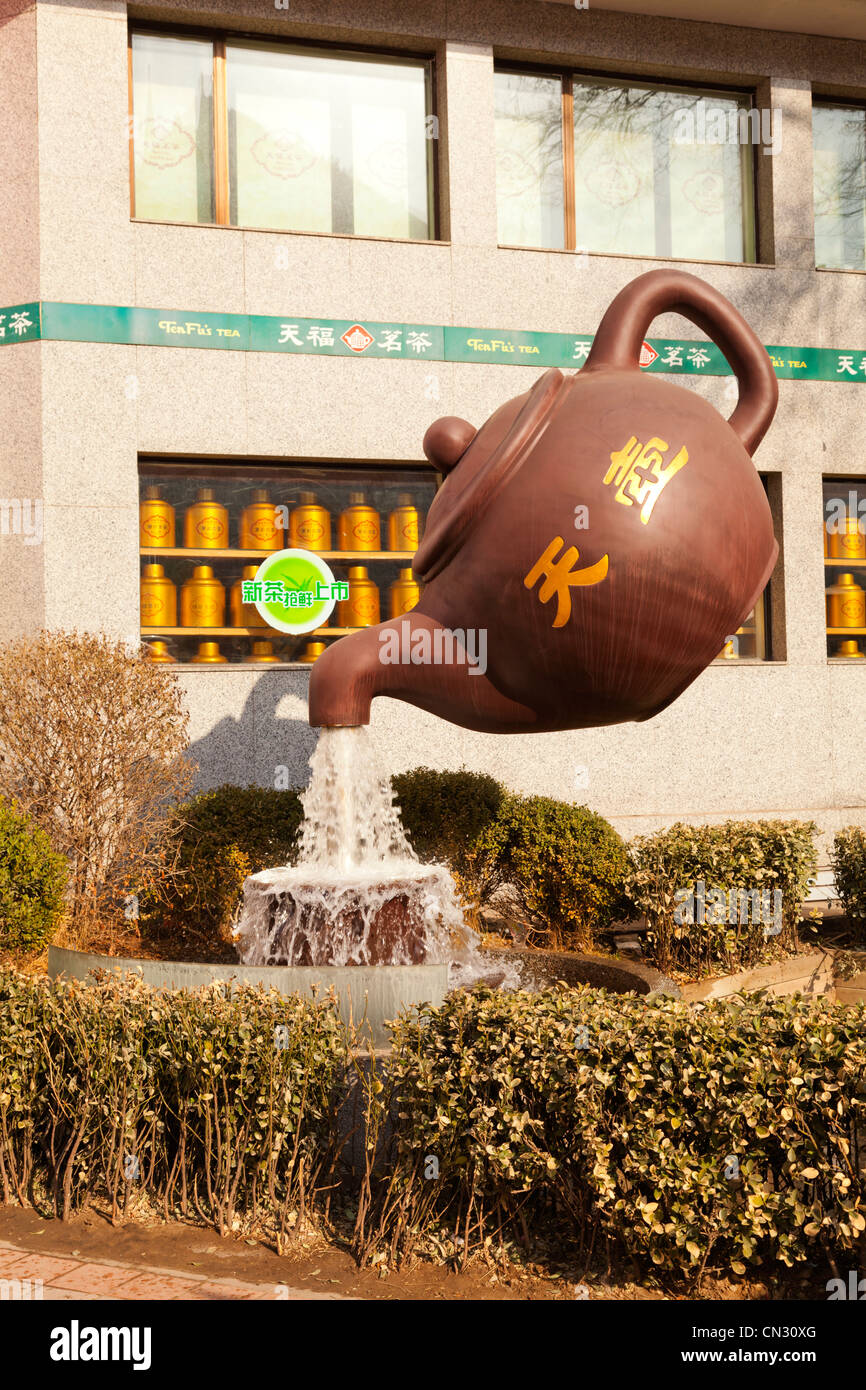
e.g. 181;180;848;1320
234;727;505;987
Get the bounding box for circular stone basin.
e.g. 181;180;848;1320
480;945;680;997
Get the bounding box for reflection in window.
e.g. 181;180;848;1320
494;72;565;249
813;104;866;271
572;80;755;262
131;33;214;223
226;43;432;238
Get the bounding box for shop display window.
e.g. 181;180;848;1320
138;461;437;666
824;478;866;660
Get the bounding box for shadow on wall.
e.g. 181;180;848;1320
185;674;318;792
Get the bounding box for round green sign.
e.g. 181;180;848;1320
250;549;338;635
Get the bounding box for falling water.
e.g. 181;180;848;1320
234;727;501;985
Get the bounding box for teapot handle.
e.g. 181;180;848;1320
584;269;778;456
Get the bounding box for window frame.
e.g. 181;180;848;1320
128;24;440;242
494;62;760;264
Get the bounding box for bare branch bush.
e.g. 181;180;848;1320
0;630;194;936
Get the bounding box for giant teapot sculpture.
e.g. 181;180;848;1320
308;269;778;733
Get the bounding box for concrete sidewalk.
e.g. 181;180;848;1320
0;1240;348;1301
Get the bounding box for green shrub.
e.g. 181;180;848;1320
473;795;628;950
0;967;349;1236
832;827;866;942
143;784;303;950
0;798;67;952
362;987;866;1280
390;768;505;907
625;819;818;977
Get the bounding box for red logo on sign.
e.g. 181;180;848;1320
341;324;374;353
639;341;659;369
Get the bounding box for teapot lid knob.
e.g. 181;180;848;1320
423;416;476;473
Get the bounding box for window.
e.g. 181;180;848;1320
130;30;436;239
813;102;866;271
494;69;757;262
715;475;776;661
823;478;866;659
138;462;437;667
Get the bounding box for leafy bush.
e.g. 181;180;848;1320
832;827;866;943
358;987;866;1280
144;784;304;950
0;967;349;1238
390;767;505;906
0;630;192;929
625;819;818;977
0;798;68;953
472;795;628;949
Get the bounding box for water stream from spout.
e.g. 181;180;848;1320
234;727;504;986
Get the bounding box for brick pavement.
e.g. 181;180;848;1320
0;1240;347;1300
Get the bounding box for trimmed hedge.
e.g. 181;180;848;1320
2;969;863;1282
390;767;505;907
0;968;348;1238
832;827;866;943
143;784;303;949
361;987;866;1278
473;795;628;949
625;819;818;976
0;797;67;953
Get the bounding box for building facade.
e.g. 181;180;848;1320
2;0;865;851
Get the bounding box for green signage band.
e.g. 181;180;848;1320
2;299;866;383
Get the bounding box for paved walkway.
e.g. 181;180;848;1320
0;1240;346;1300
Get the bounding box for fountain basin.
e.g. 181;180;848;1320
235;863;473;970
480;945;680;996
47;944;448;1048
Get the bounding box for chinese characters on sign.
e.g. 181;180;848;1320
0;309;35;340
603;435;689;525
242;579;348;609
276;321;436;356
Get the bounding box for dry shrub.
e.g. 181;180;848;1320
0;630;193;933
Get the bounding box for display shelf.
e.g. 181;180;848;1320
140;547;417;562
142;626;356;637
824;557;866;568
827;627;866;635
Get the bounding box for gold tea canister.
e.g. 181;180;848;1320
239;488;284;551
389;567;421;618
290;492;332;551
180;565;226;627
230;564;268;629
338;492;381;551
140;485;176;548
296;641;327;663
387;494;420;552
827;572;866;629
140;563;177;627
183;487;229;549
835;638;866;658
243;640;280;664
337;566;381;627
191;641;227;664
143;639;175;663
828;516;866;561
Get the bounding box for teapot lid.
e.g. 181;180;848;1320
415;369;566;582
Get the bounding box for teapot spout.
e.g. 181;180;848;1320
307;614;536;732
